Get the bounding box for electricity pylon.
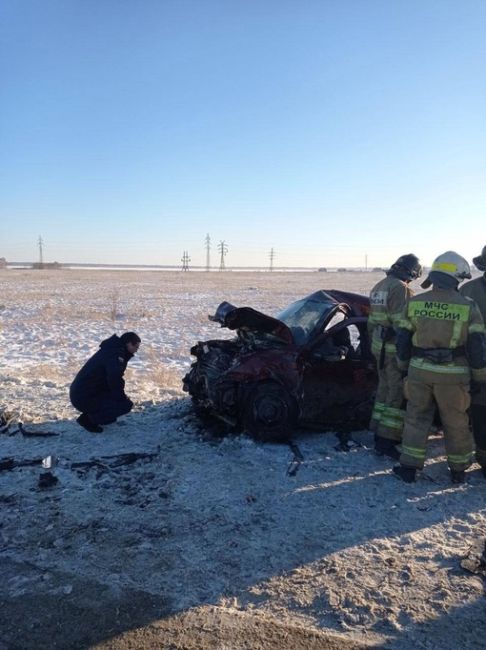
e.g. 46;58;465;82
181;250;191;271
38;236;44;265
205;234;211;272
218;240;228;271
269;248;275;271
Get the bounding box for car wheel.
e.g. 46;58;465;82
241;380;297;442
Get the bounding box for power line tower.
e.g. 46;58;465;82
181;250;191;271
205;233;211;272
218;240;228;271
269;247;275;271
38;236;44;265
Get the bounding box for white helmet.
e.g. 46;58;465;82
421;251;471;288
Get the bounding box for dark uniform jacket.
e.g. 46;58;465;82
461;275;486;321
461;275;486;404
70;335;133;405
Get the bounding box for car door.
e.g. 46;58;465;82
300;318;376;430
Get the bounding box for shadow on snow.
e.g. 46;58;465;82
0;397;484;649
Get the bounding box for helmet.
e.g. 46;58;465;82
421;251;472;288
389;254;422;281
473;245;486;272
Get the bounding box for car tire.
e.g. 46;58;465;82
241;380;297;443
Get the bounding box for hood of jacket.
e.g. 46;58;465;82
99;334;133;360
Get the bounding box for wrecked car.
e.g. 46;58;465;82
183;290;377;442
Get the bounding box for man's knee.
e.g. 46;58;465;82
85;397;132;425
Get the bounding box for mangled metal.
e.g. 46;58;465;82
183;289;378;442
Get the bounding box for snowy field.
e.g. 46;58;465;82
1;269;485;649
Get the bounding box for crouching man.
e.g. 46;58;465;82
70;332;141;432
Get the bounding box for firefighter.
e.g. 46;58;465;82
394;251;486;483
368;254;422;458
460;245;486;476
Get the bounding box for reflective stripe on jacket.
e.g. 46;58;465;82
396;287;486;382
368;275;412;357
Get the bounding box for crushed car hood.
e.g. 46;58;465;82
209;301;294;344
208;290;369;345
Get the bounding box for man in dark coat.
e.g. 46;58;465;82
70;332;141;432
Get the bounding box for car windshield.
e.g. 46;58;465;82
276;291;339;344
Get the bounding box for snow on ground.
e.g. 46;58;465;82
1;269;485;649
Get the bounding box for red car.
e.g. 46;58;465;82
183;289;377;442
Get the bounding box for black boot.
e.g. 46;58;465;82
392;464;417;483
450;469;466;484
76;413;103;433
375;435;401;460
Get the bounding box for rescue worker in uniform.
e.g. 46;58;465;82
394;251;486;483
70;331;141;433
460;245;486;476
368;254;422;458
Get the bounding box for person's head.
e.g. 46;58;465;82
120;331;141;354
421;251;471;290
388;254;422;282
473;245;486;273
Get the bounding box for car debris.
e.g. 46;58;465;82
183;289;377;442
0;457;43;471
38;471;59;489
71;449;160;472
0;413;59;438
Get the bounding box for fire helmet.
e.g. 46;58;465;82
389;254;423;281
421;251;472;289
473;246;486;272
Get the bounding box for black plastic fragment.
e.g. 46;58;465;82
287;441;304;477
38;472;59;488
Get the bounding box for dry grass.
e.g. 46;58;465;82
31;363;73;384
144;364;184;392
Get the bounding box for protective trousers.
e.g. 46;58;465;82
400;379;473;471
370;352;405;442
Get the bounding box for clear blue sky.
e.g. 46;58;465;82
1;0;485;267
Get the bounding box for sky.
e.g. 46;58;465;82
1;0;485;268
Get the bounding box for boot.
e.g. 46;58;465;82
375;435;401;460
76;413;103;433
450;469;466;484
392;464;417;483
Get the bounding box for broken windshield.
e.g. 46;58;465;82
276;291;340;345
